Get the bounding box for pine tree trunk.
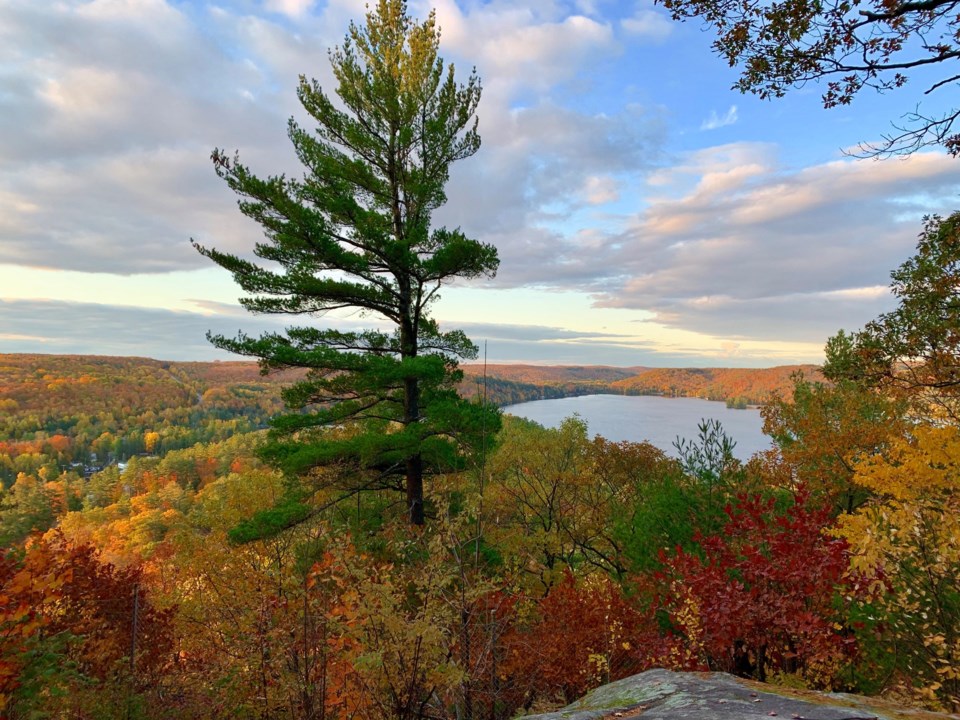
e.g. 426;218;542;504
401;301;424;525
403;357;424;525
406;451;424;525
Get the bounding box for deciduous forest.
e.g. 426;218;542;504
3;210;960;716
4;0;960;717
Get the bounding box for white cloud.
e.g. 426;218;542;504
701;105;739;130
0;298;397;360
0;298;694;366
39;67;125;118
431;1;616;98
0;147;264;273
1;0;647;278
621;9;672;40
4;0;958;365
821;285;889;300
581;175;621;205
264;0;316;18
76;0;186;29
575;0;602;15
719;341;741;357
599;149;960;341
435;100;664;291
467;144;960;344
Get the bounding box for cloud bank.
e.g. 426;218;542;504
1;0;959;364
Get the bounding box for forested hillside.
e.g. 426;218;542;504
610;365;824;404
0;353;802;489
0;355;295;486
462;364;642;384
459;364;640;405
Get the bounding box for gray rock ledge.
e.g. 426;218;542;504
522;669;958;720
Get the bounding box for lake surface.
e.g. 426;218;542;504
502;394;770;460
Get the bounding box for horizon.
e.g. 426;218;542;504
0;349;818;371
2;1;959;367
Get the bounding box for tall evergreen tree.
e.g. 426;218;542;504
194;0;500;527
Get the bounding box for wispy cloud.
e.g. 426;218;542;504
620;9;673;40
701;105;739;130
581;175;620;205
0;299;682;366
0;299;374;360
478;146;960;344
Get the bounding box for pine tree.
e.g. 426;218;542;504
194;0;500;527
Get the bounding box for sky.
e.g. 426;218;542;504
1;0;959;367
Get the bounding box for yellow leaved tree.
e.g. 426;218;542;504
835;425;960;709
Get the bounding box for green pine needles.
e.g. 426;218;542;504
194;0;501;528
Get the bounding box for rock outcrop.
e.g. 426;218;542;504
523;669;957;720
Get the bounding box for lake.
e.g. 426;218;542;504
502;394;771;460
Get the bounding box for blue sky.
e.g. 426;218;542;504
1;0;958;366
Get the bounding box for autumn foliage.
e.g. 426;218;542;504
651;490;863;685
516;570;648;703
0;532;174;717
4;348;960;717
7;213;960;719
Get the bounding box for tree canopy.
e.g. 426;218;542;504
657;0;960;156
193;0;500;527
823;212;960;419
